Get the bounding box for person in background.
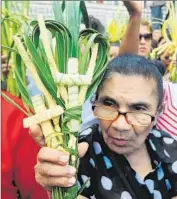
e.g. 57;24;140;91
2;90;48;199
138;20;152;58
88;15;105;35
109;42;120;60
153;37;177;82
81;15;120;60
1;53;48;199
1;54;11;77
157;37;176;70
149;1;166;42
80;15;105;35
2;91;48;199
151;59;165;76
1;54;11;90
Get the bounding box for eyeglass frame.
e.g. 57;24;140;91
92;103;155;127
139;33;152;41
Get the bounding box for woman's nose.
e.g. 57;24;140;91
140;37;146;44
111;114;132;131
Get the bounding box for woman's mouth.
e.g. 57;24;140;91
139;47;146;52
111;137;128;146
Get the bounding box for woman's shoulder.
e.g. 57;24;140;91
148;128;177;163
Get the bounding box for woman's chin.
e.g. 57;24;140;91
106;141;132;155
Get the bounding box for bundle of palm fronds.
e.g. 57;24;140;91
12;1;109;199
151;2;177;82
1;1;29;96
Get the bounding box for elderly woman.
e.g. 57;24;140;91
35;54;177;199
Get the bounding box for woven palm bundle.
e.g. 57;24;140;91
11;1;109;198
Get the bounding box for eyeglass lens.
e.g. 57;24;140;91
139;34;152;40
93;106;152;126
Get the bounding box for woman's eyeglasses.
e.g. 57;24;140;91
139;33;152;41
92;104;155;127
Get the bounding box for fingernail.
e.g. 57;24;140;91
68;177;76;185
68;167;76;175
60;155;69;163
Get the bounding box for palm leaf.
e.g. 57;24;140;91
24;33;65;108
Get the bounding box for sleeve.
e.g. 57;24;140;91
149;128;177;197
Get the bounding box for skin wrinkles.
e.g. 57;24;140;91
96;74;158;157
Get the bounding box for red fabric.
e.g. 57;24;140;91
2;91;48;199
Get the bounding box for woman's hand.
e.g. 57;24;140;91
35;143;88;191
29;125;89;159
123;1;142;16
35;147;76;191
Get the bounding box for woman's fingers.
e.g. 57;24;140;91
35;162;76;178
35;147;77;189
37;147;70;165
29;124;45;147
35;174;76;189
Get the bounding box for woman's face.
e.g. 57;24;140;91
158;38;173;67
160;52;173;67
138;25;152;58
96;74;158;156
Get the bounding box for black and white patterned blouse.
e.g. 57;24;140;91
78;124;177;199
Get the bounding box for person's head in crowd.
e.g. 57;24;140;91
1;54;11;77
1;54;11;90
89;15;105;35
80;15;105;35
92;54;163;155
152;29;162;42
151;39;158;49
157;37;173;68
138;20;152;58
109;42;120;60
151;59;166;76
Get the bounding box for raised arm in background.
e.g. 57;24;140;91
119;1;142;54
